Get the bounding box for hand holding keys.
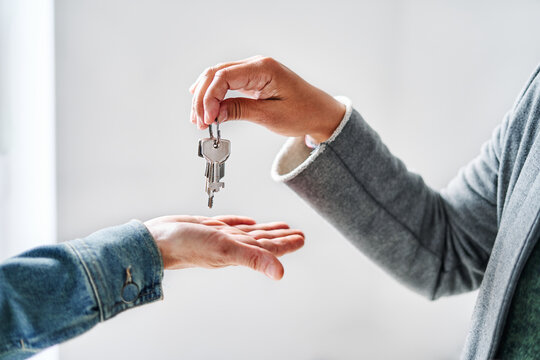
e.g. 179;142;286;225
198;121;231;208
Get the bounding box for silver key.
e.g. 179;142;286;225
198;121;231;208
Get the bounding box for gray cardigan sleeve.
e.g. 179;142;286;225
272;97;508;300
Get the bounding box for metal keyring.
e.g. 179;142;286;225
208;120;221;148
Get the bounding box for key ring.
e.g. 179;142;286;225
208;120;221;148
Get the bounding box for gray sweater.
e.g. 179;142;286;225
271;67;540;359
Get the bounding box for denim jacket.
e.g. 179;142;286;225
0;220;164;359
272;66;540;359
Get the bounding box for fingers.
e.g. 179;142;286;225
256;234;305;257
248;228;304;240
229;242;285;280
202;62;274;125
190;60;246;128
212;215;256;226
235;222;290;232
154;215;254;227
190;57;279;128
189;55;262;95
233;232;305;257
190;56;266;128
216;97;269;124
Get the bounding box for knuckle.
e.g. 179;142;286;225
259;56;276;67
250;230;263;238
202;92;212;106
229;100;242;120
214;68;227;80
203;66;217;77
267;243;279;254
247;251;261;270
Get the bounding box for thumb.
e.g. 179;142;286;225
231;243;285;280
218;97;269;124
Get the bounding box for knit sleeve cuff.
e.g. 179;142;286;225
271;96;353;182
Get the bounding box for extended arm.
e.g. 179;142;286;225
0;220;163;359
272;105;506;299
190;56;511;299
0;215;304;359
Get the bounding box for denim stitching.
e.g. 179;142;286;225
81;240;110;320
134;221;163;289
65;242;104;322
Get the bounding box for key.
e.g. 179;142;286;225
198;121;231;208
199;137;230;207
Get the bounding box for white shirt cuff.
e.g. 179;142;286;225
271;96;353;182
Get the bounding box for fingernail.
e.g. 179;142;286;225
217;107;228;123
265;263;281;280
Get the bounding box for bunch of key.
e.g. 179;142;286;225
198;120;231;208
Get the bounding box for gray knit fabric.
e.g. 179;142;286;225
271;67;540;359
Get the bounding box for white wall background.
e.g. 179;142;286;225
0;0;57;359
55;1;540;359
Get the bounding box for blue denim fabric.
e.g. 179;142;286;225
0;220;164;359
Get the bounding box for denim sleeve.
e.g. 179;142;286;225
0;220;164;359
271;96;510;300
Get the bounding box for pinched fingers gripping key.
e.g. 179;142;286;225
198;121;231;208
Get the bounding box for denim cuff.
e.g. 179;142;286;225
66;220;164;322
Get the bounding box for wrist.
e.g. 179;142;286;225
155;240;173;270
308;97;346;143
144;221;174;270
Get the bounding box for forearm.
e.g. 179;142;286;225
273;100;499;299
0;220;163;359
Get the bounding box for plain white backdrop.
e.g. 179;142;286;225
53;1;540;359
0;0;57;359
